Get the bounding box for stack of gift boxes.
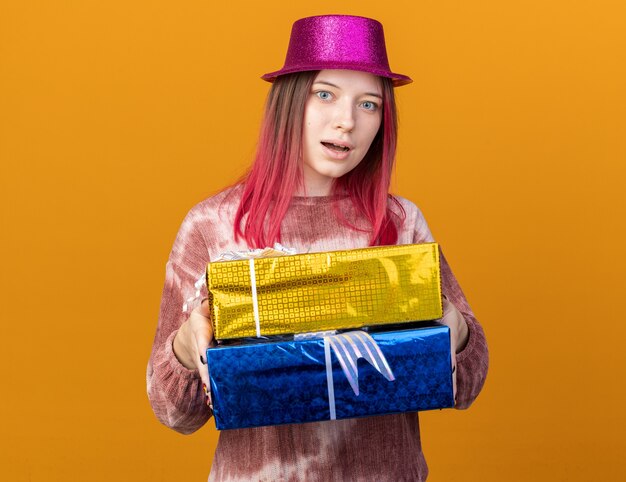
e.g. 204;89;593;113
204;243;454;430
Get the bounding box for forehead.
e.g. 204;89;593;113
313;69;382;94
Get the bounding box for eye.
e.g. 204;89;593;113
316;91;333;101
360;100;379;111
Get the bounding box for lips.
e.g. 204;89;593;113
320;140;353;152
320;140;353;160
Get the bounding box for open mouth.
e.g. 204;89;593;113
321;142;351;152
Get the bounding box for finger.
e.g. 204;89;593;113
189;300;214;407
449;331;458;403
191;299;211;320
192;326;212;389
195;358;210;394
202;381;213;409
198;298;211;318
452;357;457;404
191;349;210;397
197;343;213;409
188;301;214;346
441;296;450;315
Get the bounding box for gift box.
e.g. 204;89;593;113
207;323;454;430
207;243;443;339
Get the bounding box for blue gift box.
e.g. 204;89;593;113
206;323;454;430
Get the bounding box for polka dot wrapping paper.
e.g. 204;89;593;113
206;243;443;340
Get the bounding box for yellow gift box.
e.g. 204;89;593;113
207;243;443;340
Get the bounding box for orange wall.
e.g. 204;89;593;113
1;1;625;480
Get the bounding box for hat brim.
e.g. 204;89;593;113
261;64;413;87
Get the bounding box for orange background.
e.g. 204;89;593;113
1;1;625;480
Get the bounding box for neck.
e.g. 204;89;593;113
297;166;334;197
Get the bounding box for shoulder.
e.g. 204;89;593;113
389;194;417;215
388;194;425;225
389;194;435;244
171;185;243;255
182;185;242;229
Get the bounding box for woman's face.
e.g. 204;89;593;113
301;69;383;195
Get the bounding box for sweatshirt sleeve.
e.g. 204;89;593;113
439;250;489;409
146;208;212;434
409;203;489;409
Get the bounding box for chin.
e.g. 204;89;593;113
324;160;361;176
321;168;352;180
303;156;361;183
321;165;348;175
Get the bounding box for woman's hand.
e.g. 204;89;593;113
441;296;469;354
440;296;469;401
173;299;214;394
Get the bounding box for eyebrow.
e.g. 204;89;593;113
314;80;383;99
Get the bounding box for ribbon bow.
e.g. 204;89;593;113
321;331;395;420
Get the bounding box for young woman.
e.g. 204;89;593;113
147;15;488;481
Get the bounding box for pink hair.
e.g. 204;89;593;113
233;71;405;248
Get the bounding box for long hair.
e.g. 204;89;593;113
233;71;405;248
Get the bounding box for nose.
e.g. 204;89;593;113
333;102;355;132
